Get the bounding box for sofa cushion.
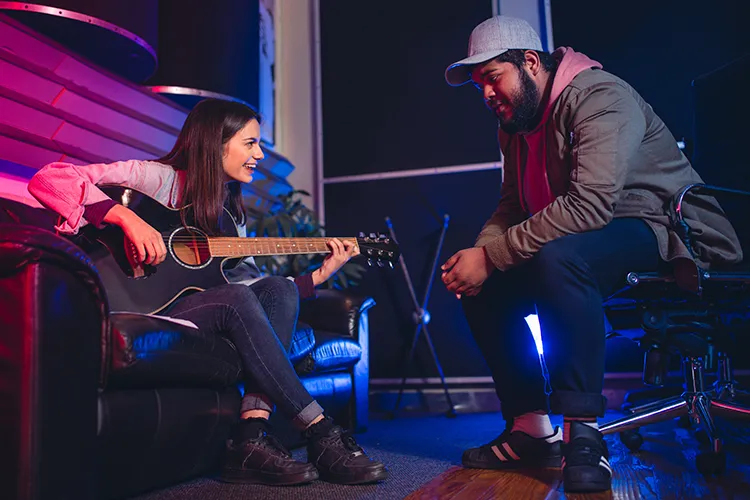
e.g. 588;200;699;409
294;331;362;375
289;322;315;364
108;313;243;389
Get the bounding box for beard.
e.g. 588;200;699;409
491;68;541;134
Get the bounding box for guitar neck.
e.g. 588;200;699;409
207;237;356;258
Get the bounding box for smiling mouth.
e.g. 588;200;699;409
243;162;256;170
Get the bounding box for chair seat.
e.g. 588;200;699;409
607;268;750;304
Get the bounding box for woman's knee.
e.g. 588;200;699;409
260;276;299;300
219;283;260;307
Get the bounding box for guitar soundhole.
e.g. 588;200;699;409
169;227;212;269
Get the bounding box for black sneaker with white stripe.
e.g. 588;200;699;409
462;427;563;469
562;421;612;492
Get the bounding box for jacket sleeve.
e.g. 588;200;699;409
481;84;647;271
475;138;529;247
27;160;148;234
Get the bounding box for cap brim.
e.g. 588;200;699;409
444;49;509;86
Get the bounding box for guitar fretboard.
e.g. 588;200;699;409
207;237;356;257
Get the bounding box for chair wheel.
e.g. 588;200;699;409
619;429;644;451
696;451;726;476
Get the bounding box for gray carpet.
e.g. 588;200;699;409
131;412;518;500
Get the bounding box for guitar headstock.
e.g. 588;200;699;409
357;232;400;268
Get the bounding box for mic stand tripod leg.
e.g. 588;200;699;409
386;214;456;418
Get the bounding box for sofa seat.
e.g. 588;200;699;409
108;313;363;390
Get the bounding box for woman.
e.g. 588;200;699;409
27;98;388;486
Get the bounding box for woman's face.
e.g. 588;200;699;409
222;118;264;183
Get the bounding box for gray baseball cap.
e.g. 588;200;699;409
445;16;543;86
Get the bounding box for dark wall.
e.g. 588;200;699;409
146;0;261;108
693;55;750;262
320;0;498;177
551;0;748;146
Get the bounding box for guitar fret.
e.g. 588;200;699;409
208;237;344;257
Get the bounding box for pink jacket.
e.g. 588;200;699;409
27;160;186;234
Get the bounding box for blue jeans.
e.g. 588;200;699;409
462;218;661;420
167;276;324;428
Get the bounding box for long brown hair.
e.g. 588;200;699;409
158;98;262;234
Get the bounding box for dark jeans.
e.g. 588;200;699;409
168;276;324;428
462;218;660;420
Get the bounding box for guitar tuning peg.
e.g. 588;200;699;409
369;232;376;239
367;258;374;267
377;261;385;268
388;261;394;269
358;232;365;238
378;233;386;239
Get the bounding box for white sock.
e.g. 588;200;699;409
511;411;554;438
563;419;599;443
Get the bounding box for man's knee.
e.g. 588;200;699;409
530;236;584;279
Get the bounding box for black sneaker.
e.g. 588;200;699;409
306;417;389;484
562;422;612;493
221;428;319;485
462;427;563;469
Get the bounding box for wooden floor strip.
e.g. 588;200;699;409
407;417;750;499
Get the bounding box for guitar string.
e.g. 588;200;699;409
155;237;384;246
156;236;377;250
155;241;384;254
160;236;358;241
130;234;388;255
158;238;345;251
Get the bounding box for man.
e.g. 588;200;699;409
440;16;741;493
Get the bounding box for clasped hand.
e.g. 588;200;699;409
441;247;494;299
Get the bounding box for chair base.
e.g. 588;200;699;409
601;356;750;476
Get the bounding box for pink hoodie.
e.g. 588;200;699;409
520;47;602;214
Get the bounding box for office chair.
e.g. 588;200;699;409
601;183;750;476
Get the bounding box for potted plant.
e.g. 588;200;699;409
246;190;366;288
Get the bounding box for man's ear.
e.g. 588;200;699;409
524;50;542;76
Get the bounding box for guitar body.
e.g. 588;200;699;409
75;186;241;314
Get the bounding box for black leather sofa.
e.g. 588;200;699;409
0;196;375;500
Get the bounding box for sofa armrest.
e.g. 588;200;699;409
0;224;110;383
0;224;109;499
298;289;376;340
299;289;376;433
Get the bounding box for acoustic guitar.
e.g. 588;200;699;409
73;186;399;314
